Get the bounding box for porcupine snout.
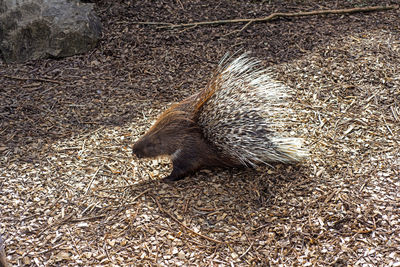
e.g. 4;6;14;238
132;138;148;158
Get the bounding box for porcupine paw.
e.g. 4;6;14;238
162;164;187;182
162;156;198;182
162;174;185;183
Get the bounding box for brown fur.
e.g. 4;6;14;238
194;72;221;115
132;94;239;181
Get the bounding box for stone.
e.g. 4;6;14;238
0;0;102;63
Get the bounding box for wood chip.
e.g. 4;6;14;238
1;1;399;266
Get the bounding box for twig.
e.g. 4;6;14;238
3;74;62;84
66;227;81;256
239;241;254;259
96;184;142;191
129;188;151;202
151;195;225;244
37;242;66;255
134;5;397;29
131;21;173;26
381;115;393;135
68;215;106;223
35;210;77;237
224;21;253;36
85;164;103;195
176;0;184;10
104;240;114;264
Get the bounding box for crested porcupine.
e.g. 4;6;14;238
132;53;308;182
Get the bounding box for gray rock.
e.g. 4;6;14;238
0;0;102;63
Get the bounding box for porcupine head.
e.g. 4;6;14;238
132;53;308;182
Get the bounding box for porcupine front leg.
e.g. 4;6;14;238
163;148;203;182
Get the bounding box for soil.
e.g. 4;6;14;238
0;0;399;266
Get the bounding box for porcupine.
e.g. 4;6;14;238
132;53;308;182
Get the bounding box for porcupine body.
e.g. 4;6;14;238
132;53;308;181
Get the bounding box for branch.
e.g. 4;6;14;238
134;5;398;29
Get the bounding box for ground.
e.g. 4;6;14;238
0;0;399;266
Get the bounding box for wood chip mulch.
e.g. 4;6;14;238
0;0;399;266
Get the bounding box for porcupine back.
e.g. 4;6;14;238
194;54;308;167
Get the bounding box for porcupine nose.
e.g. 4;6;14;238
132;147;143;158
132;143;144;158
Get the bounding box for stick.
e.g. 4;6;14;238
37;242;66;255
85;164;103;195
239;241;254;259
68;215;106;223
134;5;397;29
